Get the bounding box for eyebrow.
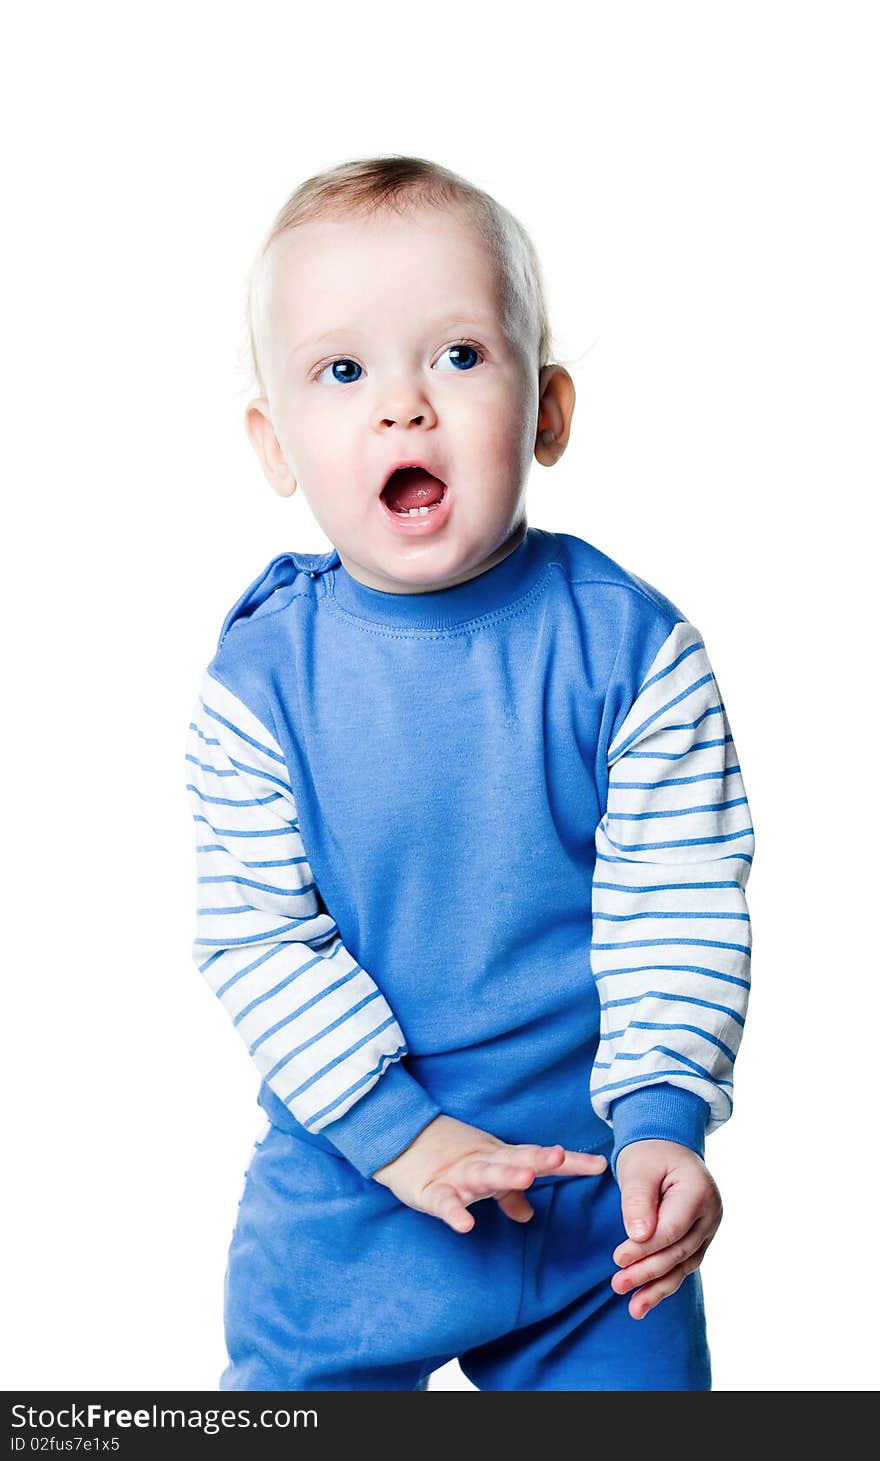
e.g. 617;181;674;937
291;313;501;356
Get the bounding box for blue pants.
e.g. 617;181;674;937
219;1120;711;1392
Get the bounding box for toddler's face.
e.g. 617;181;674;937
246;204;573;593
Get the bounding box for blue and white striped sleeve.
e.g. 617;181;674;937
185;667;442;1179
589;621;754;1179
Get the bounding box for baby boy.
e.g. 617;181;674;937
185;154;754;1392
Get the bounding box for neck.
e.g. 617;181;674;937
325;525;559;632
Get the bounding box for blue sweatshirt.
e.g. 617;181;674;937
185;526;754;1182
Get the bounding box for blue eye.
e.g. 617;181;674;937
435;342;483;371
316;359;363;385
314;341;483;384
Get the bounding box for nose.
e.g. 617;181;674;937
375;379;438;431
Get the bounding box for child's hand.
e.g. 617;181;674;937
372;1114;608;1233
611;1139;722;1320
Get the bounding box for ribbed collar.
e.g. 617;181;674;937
324;526;558;630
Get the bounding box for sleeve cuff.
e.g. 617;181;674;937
321;1058;443;1179
609;1083;709;1181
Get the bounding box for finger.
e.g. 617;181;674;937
507;1144;567;1170
505;1144;605;1177
625;1246;708;1320
425;1181;476;1234
614;1182;720;1268
496;1189;535;1223
551;1150;609;1178
618;1174;661;1244
460;1158;538;1197
611;1226;708;1295
464;1147;606;1199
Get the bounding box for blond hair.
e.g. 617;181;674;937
243;154;557;398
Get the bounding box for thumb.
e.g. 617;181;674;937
618;1164;660;1242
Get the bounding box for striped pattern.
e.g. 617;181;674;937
185;668;410;1133
590;621;754;1136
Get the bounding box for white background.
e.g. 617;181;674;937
4;0;877;1392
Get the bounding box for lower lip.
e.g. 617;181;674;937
379;484;451;534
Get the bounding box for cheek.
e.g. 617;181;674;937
480;415;534;479
463;388;531;465
484;376;537;457
286;404;357;474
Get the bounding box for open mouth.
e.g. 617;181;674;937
380;467;449;517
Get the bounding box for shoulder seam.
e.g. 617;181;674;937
218;587;311;647
567;573;687;630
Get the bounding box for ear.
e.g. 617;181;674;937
534;365;576;467
244;398;297;498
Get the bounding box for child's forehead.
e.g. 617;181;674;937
259;207;508;341
275;199;484;253
266;207;501;300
